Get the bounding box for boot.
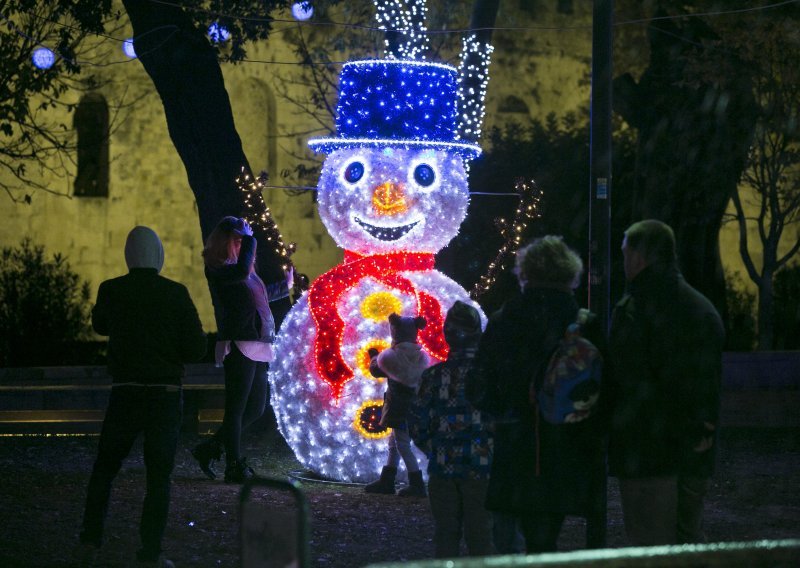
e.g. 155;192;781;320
224;457;256;484
398;470;427;498
364;466;397;494
191;438;223;480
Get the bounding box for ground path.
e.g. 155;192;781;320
0;426;797;567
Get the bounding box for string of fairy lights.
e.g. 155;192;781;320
236;166;544;301
375;0;429;60
235;168;296;273
470;178;544;300
11;0;795;71
11;0;792;300
456;33;494;144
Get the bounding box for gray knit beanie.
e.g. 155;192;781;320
124;226;164;273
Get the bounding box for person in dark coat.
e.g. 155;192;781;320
78;226;207;567
608;219;724;545
467;235;607;553
408;301;494;558
192;216;283;483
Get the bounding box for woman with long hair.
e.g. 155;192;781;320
192;216;276;483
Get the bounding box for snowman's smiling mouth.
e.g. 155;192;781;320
354;217;421;241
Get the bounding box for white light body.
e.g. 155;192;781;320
268;146;485;483
32;47;55;69
122;39;137;59
291;2;314;21
207;22;230;43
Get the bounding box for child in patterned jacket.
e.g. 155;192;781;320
408;301;494;558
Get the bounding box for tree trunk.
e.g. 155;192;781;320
757;271;775;351
612;14;757;317
468;0;500;44
437;0;500;279
121;0;291;324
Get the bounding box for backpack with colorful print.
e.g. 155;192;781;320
530;309;603;424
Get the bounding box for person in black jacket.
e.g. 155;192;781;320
192;216;280;483
77;226;207;567
609;220;724;545
467;236;607;553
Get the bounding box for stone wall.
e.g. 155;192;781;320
1;351;797;434
1;1;783;333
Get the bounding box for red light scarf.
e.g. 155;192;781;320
308;250;448;398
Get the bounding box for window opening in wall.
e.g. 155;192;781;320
73;93;109;197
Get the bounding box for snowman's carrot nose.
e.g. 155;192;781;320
372;182;408;216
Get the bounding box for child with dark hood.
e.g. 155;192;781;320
409;300;494;558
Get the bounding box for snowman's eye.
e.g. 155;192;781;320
344;161;365;184
413;164;435;187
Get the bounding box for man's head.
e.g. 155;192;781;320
515;235;584;291
622;219;677;281
124;226;164;273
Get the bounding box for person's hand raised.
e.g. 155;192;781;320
237;218;253;237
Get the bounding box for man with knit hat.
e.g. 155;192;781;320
77;226;206;567
408;300;494;558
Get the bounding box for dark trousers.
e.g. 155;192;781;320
520;512;566;553
428;475;494;558
677;475;710;543
619;475;678;545
492;512;525;554
214;344;267;463
619;474;709;545
81;385;182;559
516;469;606;554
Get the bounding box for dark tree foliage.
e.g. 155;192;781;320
0;0;118;201
120;0;312;325
269;2;376;189
724;271;756;352
773;265;800;350
440;114;636;315
0;239;92;367
724;13;800;350
613;10;758;318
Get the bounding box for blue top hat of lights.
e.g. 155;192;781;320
308;59;482;160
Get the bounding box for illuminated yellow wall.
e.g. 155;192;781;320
0;8;344;332
1;1;779;333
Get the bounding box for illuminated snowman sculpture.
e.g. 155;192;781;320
269;52;490;483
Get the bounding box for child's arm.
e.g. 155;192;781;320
408;367;436;454
368;348;387;378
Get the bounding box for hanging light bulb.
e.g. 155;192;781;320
207;22;230;43
32;47;55;69
291;2;314;21
122;38;136;59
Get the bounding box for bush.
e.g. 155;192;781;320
0;239;93;367
451;114;636;314
773;264;800;350
724;272;756;351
